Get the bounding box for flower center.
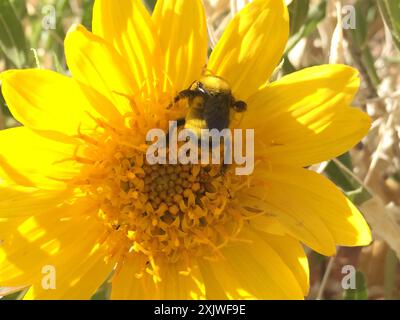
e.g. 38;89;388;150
71;103;250;279
101;156;240;262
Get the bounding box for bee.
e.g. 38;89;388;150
168;75;247;138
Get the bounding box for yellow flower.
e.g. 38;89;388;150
0;0;371;300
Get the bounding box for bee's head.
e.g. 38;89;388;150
191;75;231;96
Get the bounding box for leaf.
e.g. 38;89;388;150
282;56;297;74
343;271;368;300
325;153;355;192
145;0;157;12
349;0;369;49
0;83;12;118
384;248;398;299
346;187;372;206
81;0;95;31
344;1;380;87
324;154;372;206
0;0;29;68
0;287;27;300
52;51;65;74
288;0;310;36
91;277;112;300
361;44;381;86
0;92;5;130
285;0;327;54
378;0;400;52
9;0;27;18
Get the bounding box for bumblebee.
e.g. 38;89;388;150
169;75;247;137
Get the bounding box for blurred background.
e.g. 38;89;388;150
0;0;400;300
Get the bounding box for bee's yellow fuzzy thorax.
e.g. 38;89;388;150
195;75;231;94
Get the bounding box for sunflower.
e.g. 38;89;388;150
0;0;371;300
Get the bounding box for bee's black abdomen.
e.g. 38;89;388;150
204;94;231;131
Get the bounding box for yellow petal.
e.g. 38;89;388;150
111;255;205;299
0;69;121;135
110;254;155;299
64;24;135;114
248;214;287;236
256;230;309;295
199;227;304;299
152;0;208;92
208;0;289;100
92;0;162;98
0;197;110;300
244;64;370;167
237;184;336;256
0;187;76;221
262;164;371;246
0;127;81;189
24;242;111;300
157;262;205;300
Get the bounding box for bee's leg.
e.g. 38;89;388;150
176;118;186;127
167;90;200;109
232;100;247;112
